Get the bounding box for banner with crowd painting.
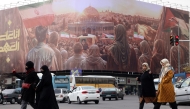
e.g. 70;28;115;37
0;0;189;73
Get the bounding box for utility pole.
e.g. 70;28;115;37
169;17;180;73
177;23;180;73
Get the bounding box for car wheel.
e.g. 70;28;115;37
84;101;88;104
109;98;111;101
102;98;105;101
60;98;66;103
10;98;16;104
68;97;71;104
95;100;99;104
77;97;82;104
121;97;124;100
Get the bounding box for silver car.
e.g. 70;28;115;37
175;77;190;104
54;88;68;103
2;89;21;104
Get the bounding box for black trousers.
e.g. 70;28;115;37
154;102;178;109
139;99;156;109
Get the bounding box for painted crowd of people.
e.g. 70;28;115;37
26;24;137;72
26;21;188;74
12;23;181;109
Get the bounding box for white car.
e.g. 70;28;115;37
67;86;100;104
175;77;190;104
54;88;69;103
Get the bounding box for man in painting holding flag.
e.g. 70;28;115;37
18;0;59;71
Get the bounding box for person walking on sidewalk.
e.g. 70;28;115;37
36;65;59;109
154;59;178;109
136;62;156;109
13;61;39;109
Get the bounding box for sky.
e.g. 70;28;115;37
51;0;162;18
0;0;189;11
0;0;189;18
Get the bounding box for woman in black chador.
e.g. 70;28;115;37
136;63;156;109
36;65;59;109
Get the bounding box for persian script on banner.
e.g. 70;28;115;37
0;8;28;73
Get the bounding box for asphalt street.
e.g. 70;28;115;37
0;95;189;109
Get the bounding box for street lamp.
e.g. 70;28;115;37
169;17;180;73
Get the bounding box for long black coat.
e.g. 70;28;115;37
36;71;59;109
137;70;156;97
14;70;39;102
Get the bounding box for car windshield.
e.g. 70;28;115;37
103;88;116;91
2;89;15;94
54;89;61;93
81;86;95;90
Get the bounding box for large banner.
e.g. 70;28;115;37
0;0;189;73
0;8;28;73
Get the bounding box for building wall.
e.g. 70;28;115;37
68;22;114;35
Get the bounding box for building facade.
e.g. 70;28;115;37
68;6;114;36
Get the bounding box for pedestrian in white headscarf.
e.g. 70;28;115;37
154;59;177;109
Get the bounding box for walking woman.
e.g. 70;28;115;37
12;61;39;109
154;59;177;109
136;63;156;109
36;65;59;109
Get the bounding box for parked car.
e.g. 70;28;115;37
101;88;124;101
55;88;69;103
175;77;190;104
2;88;21;104
67;86;100;104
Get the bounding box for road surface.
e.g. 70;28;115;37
0;95;189;109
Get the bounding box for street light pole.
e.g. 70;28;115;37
169;17;180;73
